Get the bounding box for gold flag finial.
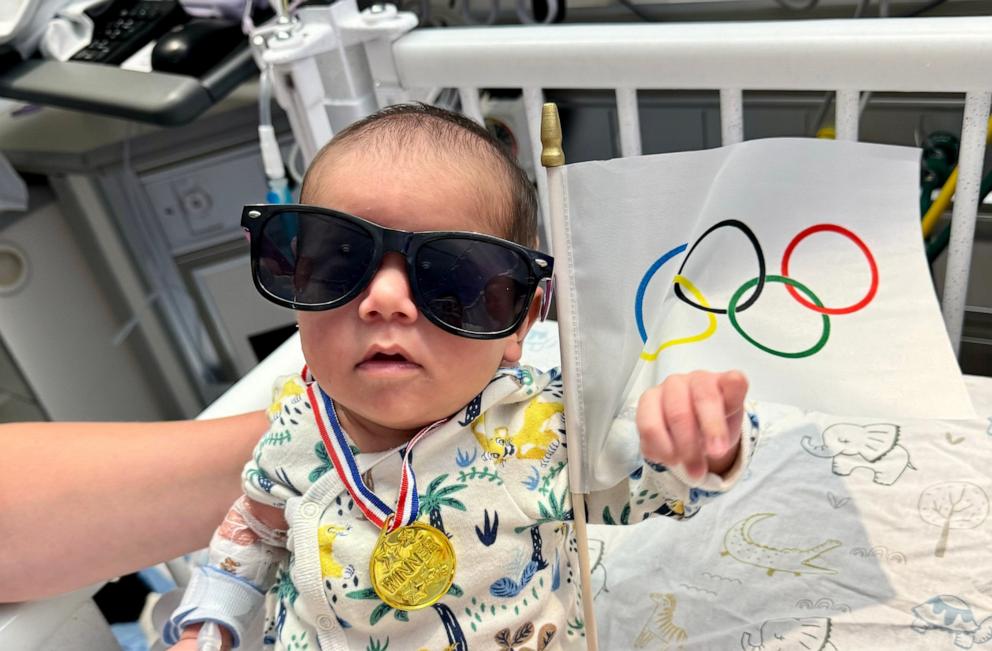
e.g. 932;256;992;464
541;103;564;167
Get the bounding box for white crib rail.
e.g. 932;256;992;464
387;16;992;353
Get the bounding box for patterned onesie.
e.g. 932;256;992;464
167;365;757;650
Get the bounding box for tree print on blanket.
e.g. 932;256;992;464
918;482;989;558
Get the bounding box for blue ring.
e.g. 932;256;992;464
634;243;688;343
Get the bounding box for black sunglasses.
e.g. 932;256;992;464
241;204;554;340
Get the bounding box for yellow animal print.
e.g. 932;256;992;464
634;593;688;649
318;523;355;579
472;399;564;465
267;377;306;419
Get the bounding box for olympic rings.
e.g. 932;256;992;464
635;242;687;343
634;220;877;360
674;219;766;315
727;275;831;359
781;224;879;315
640;275;717;361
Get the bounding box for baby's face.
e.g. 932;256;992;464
296;149;534;450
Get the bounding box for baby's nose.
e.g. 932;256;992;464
357;252;418;323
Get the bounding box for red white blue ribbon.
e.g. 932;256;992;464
304;372;445;532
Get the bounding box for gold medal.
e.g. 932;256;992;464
369;517;456;610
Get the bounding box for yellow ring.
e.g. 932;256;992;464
640;275;718;361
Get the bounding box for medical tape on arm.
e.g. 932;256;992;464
163;566;265;648
231;495;287;546
207;496;287;586
164;496;288;646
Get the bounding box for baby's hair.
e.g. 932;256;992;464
300;103;539;248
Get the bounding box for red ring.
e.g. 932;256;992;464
780;224;879;315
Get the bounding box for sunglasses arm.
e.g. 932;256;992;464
539;276;556;322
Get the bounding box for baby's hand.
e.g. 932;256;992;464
170;622;232;651
169;641;201;651
635;370;748;480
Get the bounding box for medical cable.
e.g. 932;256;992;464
922;167;959;238
242;0;256;33
615;0;654;21
516;0;561;23
919;131;959;217
119;126;223;387
921;116;992;239
773;0;819;12
197;620;224;651
926;168;992;263
286;142;305;186
258;66;293;204
902;0;948;16
461;0;500;26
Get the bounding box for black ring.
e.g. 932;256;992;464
673;219;766;315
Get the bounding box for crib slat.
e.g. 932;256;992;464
459;87;484;125
615;88;642;157
720;88;743;145
835;89;860;141
942;91;991;355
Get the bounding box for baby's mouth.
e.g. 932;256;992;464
367;353;409;363
358;349;421;371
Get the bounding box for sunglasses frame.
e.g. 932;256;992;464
241;204;555;340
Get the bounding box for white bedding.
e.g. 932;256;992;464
586;378;992;651
518;320;992;650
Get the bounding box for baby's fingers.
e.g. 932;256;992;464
636;385;676;465
718;370;749;446
663;378;706;479
689;371;730;458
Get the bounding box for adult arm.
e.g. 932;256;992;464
0;411;268;602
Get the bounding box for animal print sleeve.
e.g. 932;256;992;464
242;374;327;509
584;408;760;525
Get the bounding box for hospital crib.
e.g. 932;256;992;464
2;9;991;650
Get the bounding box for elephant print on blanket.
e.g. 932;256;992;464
801;423;915;486
741;617;836;651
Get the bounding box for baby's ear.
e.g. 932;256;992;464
501;289;544;364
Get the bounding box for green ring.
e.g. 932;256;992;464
727;275;831;359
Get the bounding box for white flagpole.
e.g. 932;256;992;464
541;102;599;651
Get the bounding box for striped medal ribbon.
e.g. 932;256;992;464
302;366;457;609
306;380;445;532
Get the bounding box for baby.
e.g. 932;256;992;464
164;103;755;651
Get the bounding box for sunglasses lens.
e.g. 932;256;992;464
415;238;533;334
256;211;375;306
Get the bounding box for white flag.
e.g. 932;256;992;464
549;138;974;491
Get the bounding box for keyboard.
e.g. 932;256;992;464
70;0;187;65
